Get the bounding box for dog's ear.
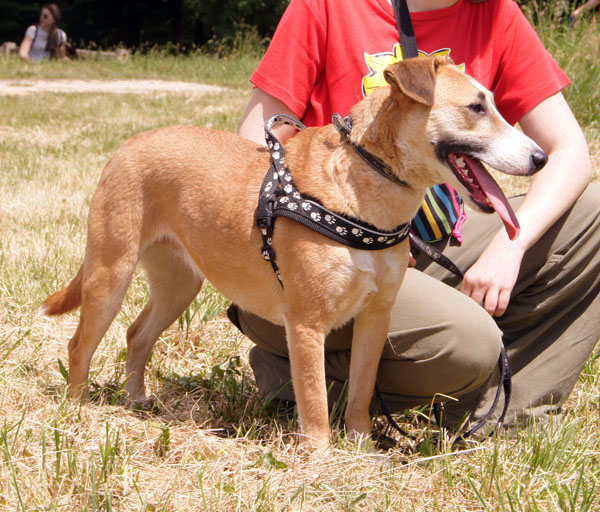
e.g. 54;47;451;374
384;56;448;106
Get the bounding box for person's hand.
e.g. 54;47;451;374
460;233;525;317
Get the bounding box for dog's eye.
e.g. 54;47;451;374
467;103;486;115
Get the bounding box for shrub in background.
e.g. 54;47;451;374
0;0;290;51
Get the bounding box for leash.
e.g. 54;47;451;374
375;344;511;442
461;344;512;437
408;232;464;279
369;0;512;441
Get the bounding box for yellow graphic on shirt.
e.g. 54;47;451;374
362;44;465;96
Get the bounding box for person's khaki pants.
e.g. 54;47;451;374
230;183;600;430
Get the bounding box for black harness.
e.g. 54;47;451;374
257;114;412;285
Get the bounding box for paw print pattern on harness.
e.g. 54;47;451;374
257;113;411;288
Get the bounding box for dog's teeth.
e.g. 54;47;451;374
455;156;465;168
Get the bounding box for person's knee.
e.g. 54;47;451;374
409;308;502;397
443;310;502;395
571;182;600;219
379;305;502;401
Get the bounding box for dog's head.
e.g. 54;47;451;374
367;56;547;240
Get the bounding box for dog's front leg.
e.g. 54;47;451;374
285;320;330;450
345;303;394;443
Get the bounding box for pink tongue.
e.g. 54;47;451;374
464;155;520;240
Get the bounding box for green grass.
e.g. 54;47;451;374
531;11;600;132
0;49;261;88
0;15;599;511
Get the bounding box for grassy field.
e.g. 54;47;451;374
0;13;599;511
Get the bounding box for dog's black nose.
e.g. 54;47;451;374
531;149;548;173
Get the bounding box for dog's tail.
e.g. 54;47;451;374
39;266;83;316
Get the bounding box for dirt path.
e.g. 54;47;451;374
0;78;225;96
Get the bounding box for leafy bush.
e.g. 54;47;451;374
0;0;290;51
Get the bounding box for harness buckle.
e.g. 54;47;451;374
332;113;352;141
257;193;276;229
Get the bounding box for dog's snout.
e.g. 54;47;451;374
531;149;548;173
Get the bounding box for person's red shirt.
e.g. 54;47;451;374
251;0;570;127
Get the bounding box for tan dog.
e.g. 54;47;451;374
42;56;546;449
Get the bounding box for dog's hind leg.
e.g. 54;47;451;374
124;243;203;406
68;251;139;399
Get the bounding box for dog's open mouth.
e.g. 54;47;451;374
447;153;520;240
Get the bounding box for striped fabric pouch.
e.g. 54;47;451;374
411;183;467;244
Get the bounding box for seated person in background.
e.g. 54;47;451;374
570;0;600;24
19;3;68;63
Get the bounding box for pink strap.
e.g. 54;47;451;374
449;186;467;244
452;210;467;244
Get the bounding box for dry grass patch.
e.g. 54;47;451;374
0;48;599;510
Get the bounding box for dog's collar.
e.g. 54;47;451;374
332;113;411;189
257;114;411;285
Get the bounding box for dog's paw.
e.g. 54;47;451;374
136;396;157;411
294;432;331;457
123;394;157;411
346;430;377;453
295;440;332;460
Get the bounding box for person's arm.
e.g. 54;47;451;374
238;88;299;146
460;91;592;316
572;0;600;19
18;34;35;63
237;0;326;145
